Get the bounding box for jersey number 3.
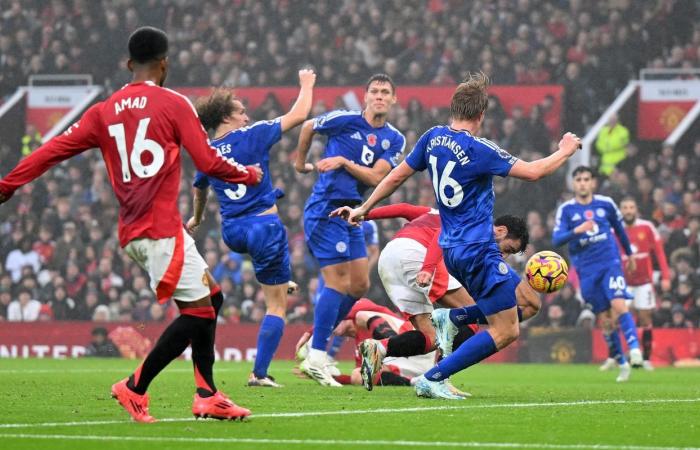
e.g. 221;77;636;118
108;118;165;182
429;155;463;208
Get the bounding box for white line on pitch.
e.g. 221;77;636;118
0;368;244;374
0;398;698;429
0;433;695;450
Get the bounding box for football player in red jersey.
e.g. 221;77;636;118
616;196;671;370
0;27;262;422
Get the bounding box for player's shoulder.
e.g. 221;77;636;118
556;198;577;213
239;118;282;133
593;194;619;209
635;218;657;229
384;121;405;139
318;109;362;121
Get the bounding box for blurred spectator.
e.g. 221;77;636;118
84;327;121;357
7;288;41;321
595;113;629;176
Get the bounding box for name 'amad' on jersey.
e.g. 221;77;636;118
426;135;471;166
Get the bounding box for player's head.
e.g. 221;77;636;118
493;215;529;254
195;89;249;133
127;26;169;86
364;73;396;116
620;196;638;225
571;165;596;199
450;72;489;129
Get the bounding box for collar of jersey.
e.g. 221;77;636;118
447;126;473;136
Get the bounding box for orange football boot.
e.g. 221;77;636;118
110;378;156;423
192;391;251;420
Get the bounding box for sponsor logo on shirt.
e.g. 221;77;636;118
572;213;581;221
351;131;362;140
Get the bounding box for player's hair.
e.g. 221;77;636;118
620;195;637;205
450;72;490;121
128;26;169;64
195;89;238;131
494;215;529;253
365;73;396;94
571;165;596;178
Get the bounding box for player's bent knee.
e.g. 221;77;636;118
348;278;370;298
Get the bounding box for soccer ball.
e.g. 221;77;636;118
525;250;569;293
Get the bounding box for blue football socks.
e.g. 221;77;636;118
617;312;640;350
311;287;344;351
253;314;285;378
423;331;498;382
603;327;627;364
448;305;523;325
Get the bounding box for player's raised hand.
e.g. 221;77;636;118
294;161;315;173
330;205;365;226
247;164;263;183
298;69;316;88
416;270;433;287
559;132;582;156
316;156;346;173
185;216;201;235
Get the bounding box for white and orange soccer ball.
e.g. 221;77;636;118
525;250;569;294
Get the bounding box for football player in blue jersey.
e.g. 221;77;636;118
553;166;641;382
294;73;405;386
332;72;581;399
187;69;316;387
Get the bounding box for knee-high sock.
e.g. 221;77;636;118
449;304;523;325
603;328;627;364
327;335;345;358
253;314;285;378
617;312;640;350
641;328;653;361
423;331;498;382
383;330;432;357
128;313;199;395
185;307;218;397
334;294;357;327
311;287;344;351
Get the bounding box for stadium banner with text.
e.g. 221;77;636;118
26;86;95;135
637;81;699;140
176;85;563;135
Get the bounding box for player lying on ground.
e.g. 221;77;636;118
0;27;261;421
187;69;316;387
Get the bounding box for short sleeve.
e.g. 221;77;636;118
312;110;357;137
193;171;210;189
476;137;518;177
404;130;431;172
363;220;379;246
378;131;406;168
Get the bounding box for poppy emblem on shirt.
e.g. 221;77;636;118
367;134;377;146
584;210;594;220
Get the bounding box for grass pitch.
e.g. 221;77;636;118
0;358;698;449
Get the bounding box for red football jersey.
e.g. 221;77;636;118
0;81;257;247
366;204;452;302
619;219;670;286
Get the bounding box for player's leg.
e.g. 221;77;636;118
632;284;655;370
242;215;291;387
611;297;642;366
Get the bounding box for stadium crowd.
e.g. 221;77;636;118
0;0;698;329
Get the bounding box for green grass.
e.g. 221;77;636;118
0;358;698;449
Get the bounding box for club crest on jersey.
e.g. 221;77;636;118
596;208;606;217
584;210;594;220
381;138;391;150
335;241;347;253
498;262;508;274
367;134;377;146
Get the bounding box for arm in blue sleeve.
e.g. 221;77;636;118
611;216;633;255
552;228;577;247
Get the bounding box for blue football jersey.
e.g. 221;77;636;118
404;126;517;248
362;220;379;246
552;195;633;268
193;119;282;219
309;110;406;202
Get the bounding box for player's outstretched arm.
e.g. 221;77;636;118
186;186;208;234
320;158;392;187
280;69;316;132
509;132;581;181
294;120;315;173
330;161;415;225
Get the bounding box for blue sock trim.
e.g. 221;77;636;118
604;328;627;364
253;315;285;378
311;287;344;351
618;312;640;350
424;331;498;381
449;305;487;325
